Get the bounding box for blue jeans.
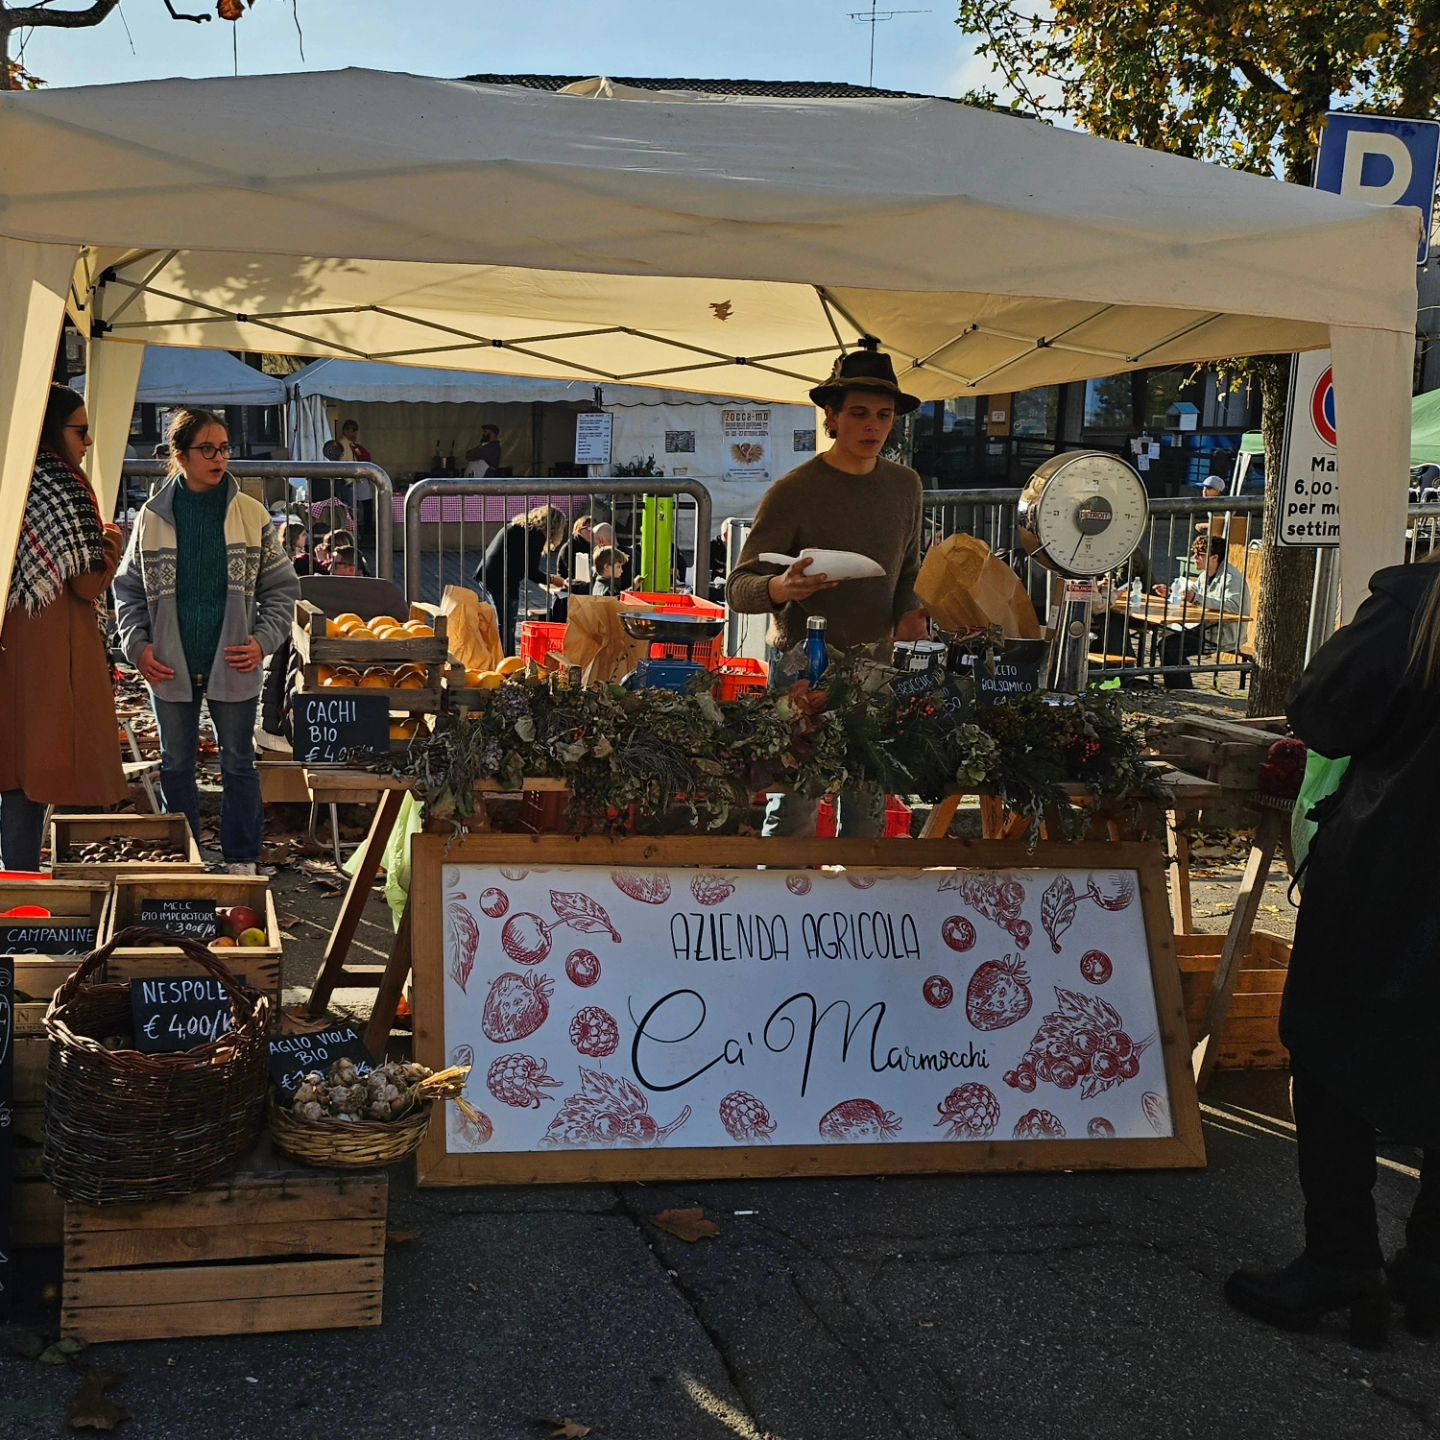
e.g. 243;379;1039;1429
152;688;263;864
0;789;48;871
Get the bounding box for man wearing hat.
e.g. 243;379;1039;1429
727;342;928;836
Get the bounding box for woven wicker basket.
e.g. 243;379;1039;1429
43;927;270;1206
268;1067;468;1170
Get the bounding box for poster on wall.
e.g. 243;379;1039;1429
574;412;613;466
722;408;772;482
412;837;1204;1185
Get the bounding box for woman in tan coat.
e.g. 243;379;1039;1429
0;383;127;870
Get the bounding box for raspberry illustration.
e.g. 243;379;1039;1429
479;887;509;919
942;915;977;952
965;954;1033;1031
486;1052;562;1109
818;1098;902;1140
934;1083;1000;1139
570;1005;620;1058
691;872;736;906
1087;1117;1116;1139
719;1090;777;1143
1012;1108;1066;1140
785;873;812;896
481;970;554;1043
565;948;601;987
1080;950;1113;985
922;974;955;1009
612;870;671;904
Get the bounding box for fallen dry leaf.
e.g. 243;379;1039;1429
69;1371;127;1432
650;1207;721;1243
385;1229;423;1249
541;1420;592;1439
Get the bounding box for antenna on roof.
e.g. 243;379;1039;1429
847;0;930;88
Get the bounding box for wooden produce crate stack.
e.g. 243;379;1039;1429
62;1140;387;1341
1;879;112;1246
103;875;284;1013
291;599;448;747
49;812;203;881
1146;714;1287;829
1176;930;1292;1069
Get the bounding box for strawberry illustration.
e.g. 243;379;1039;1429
446;903;480;992
486;1052;562;1109
818;1098;902;1140
1013;1108;1066;1140
542;1068;691;1147
612;870;671;905
719;1090;777;1143
479;887;509;919
965;954;1032;1031
934;1083;1000;1139
481;970;554;1043
785;874;812;896
569;1006;620;1058
565;948;601;988
691;872;736;907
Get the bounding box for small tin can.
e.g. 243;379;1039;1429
893;639;947;673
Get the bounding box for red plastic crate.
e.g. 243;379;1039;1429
712;657;769;701
815;795;913;839
620;592;725;619
518;621;567;667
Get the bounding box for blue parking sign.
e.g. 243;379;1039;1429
1315;112;1440;262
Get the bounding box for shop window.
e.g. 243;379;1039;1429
1083;375;1134;430
1011;387;1059;440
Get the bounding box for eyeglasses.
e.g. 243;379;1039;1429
185;443;233;459
64;424;91;440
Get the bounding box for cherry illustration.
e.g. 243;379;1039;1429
922;974;955;1009
1080;949;1113;985
480;887;509;919
942;915;978;953
565;948;601;987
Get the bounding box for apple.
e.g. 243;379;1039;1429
237;927;268;947
211;936;237;948
225;905;263;938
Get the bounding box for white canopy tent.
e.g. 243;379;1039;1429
0;68;1418;621
73;344;287;407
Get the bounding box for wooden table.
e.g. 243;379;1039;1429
1107;595;1252;670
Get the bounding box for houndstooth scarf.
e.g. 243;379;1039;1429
7;449;106;615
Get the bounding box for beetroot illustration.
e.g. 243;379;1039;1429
612;870;671;905
565;948;601;987
569;1005;620;1058
934;1083;1000;1139
481;970;554;1043
486;1052;562;1109
719;1090;777;1143
965;954;1033;1032
818;1098;902;1140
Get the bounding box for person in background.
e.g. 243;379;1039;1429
114;408;300;874
474;505;567;652
339;420;375;540
327;544;361;578
339;419;371;465
0;384;128;870
557;514;594;585
727;344;926;837
589;545;628;597
1152;534;1249;688
465;423;502;477
283;521;318;576
1226;555;1440;1348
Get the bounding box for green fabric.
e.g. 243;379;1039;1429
342;790;425;931
1245;391;1440;466
172;481;229;675
1291;751;1350;889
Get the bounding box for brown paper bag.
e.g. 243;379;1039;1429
914;534;1043;639
440;585;503;672
562;596;649;685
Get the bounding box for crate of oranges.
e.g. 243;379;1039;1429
291;601;449;714
443;655;533;710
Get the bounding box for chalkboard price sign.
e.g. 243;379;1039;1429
269;1026;374;1100
130;975;238;1054
0;922;99;955
292;692;391;766
138;899;218;941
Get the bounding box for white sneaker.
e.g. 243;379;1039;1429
224;862;257;875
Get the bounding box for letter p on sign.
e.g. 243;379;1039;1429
1315;112;1440;263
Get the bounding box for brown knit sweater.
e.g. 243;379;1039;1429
726;453;923;651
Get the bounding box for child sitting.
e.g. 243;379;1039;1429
590;546;628;596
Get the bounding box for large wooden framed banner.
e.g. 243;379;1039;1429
411;836;1206;1184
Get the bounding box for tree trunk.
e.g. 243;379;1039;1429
1247;358;1316;716
1;22;15;90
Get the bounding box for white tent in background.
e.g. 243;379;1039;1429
0;69;1418;619
73;345;287;408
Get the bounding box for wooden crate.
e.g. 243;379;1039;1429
1176;930;1291;1070
291;599;448;667
103;875;282;1013
50;813;203;881
62;1141;387;1341
12;1007;61;1246
1;879;111;1000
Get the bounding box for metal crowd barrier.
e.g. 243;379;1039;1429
119;460;395;582
401;479;715;632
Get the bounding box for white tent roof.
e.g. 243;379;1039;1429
74;344;286;406
287;358;753;408
0;69;1419;617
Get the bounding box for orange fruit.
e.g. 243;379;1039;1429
325;619;346;638
332;612;363;630
315;665;336;684
395;662;426;680
394;671;426;691
347;626;377;641
369;615;401;630
390;716;421;742
321;673;358;688
404;621;435;637
360;667;393;688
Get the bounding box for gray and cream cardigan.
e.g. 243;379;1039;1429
114;476;299;703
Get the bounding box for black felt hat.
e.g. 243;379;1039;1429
809;344;920;414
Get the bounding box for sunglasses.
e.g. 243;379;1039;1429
64;424;91;440
185;443;233;459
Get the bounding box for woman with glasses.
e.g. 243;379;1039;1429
0;384;128;870
115;409;299;874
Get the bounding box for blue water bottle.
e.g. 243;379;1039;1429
805;614;829;684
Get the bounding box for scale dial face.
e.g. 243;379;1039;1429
1017;451;1150;577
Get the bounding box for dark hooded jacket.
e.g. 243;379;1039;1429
1281;561;1440;1142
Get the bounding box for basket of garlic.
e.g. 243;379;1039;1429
268;1056;470;1168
